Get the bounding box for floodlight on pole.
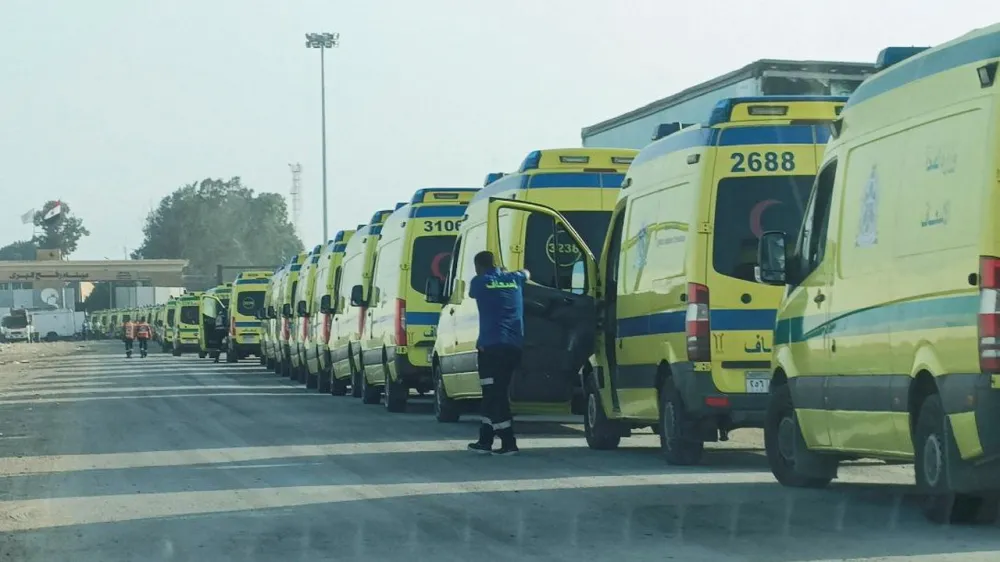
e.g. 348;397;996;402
304;32;340;242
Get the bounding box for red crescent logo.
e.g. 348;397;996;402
749;199;781;239
430;252;451;280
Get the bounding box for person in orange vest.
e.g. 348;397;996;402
123;317;136;358
135;316;152;358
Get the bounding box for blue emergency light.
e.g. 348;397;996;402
875;47;929;71
484;173;505;186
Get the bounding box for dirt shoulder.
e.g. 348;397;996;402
0;341;106;389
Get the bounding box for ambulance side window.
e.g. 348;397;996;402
332;267;343;313
799;161;838;276
445;236;462;299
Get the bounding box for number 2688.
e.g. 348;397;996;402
730;151;796;173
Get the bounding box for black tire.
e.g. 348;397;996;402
384;363;408;413
317;369;331;393
198;350;207;359
584;384;621;450
765;383;833;488
331;374;349;396
915;394;982;524
226;347;238;363
433;364;461;423
259;353;266;366
658;380;704;466
361;368;382;405
172;347;182;357
306;367;319;390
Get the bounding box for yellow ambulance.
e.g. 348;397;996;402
758;31;1000;523
363;188;479;412
426;148;636;422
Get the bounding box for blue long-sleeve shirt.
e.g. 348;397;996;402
469;268;527;349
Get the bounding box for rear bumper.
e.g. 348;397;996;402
672;362;768;428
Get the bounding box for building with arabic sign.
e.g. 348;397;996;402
0;254;188;310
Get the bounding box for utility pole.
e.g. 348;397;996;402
288;163;303;239
304;32;340;242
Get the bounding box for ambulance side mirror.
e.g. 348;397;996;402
756;231;788;286
320;295;332;314
350;285;366;307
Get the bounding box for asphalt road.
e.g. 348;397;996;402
1;343;999;561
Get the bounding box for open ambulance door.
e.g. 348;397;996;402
485;197;599;404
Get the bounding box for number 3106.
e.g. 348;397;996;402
730;151;796;173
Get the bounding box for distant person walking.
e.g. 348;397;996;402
467;251;528;456
122;318;136;358
135;317;151;358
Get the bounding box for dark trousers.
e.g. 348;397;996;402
124;338;133;352
138;339;148;352
478;345;522;447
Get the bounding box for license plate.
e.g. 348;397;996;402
243;335;257;343
745;371;770;394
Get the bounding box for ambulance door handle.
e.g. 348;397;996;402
449;308;455;316
814;293;825;304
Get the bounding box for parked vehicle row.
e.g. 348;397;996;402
93;27;1000;524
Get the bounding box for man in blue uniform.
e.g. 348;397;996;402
467;251;528;456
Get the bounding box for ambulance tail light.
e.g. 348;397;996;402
979;256;1000;372
395;299;407;346
686;283;711;362
322;313;332;344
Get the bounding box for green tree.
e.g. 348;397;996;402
131;177;302;289
0;240;37;261
83;283;112;311
32;200;90;256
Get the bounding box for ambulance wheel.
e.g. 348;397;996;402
306;369;319;390
658;380;703;466
433;364;460;423
259;355;266;366
361;369;381;405
350;367;363;398
198;351;207;359
331;374;348;396
172;347;182;357
317;370;331;393
765;383;832;488
584;385;621;450
384;368;408;413
915;394;982;524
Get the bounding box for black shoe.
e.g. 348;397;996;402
493;444;520;456
467;442;493;455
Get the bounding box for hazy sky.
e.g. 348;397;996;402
2;0;995;260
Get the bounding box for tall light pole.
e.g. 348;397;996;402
305;32;340;242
